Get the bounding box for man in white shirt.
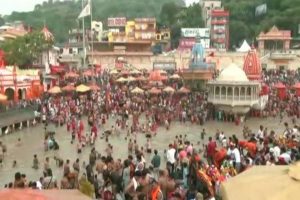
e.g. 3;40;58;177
227;144;241;173
166;144;176;175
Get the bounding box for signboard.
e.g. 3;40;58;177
153;62;176;71
179;38;195;49
107;17;127;27
181;28;210;38
178;38;210;49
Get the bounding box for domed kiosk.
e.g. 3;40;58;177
207;63;260;114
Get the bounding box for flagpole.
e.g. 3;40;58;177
90;0;94;69
82;0;86;68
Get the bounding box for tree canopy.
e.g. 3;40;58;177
222;0;300;48
0;32;53;68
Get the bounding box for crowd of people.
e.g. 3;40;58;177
0;68;300;200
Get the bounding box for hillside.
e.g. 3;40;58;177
222;0;300;48
4;0;185;43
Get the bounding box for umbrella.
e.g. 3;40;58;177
148;87;161;94
65;71;79;78
0;93;7;101
178;86;190;94
116;77;127;82
76;84;90;92
121;70;130;75
274;82;286;89
159;70;167;75
136;76;147;81
292;82;300;89
220;163;300;200
88;83;100;91
130;69;141;74
62;85;75;92
170;74;181;79
127;76;136;82
163;86;175;93
109;69;118;75
131;87;144;94
48;86;62;94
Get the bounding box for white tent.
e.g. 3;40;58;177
237;40;251;52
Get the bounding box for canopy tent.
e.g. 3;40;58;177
48;86;62;94
109;69;118;75
163;86;175;93
131;87;144;94
159;70;167;75
130;69;141;75
76;84;90;93
136;76;147;81
116;77;127;82
127;76;136;82
62;85;75;92
170;74;181;79
64;71;79;79
292;82;300;96
237;40;251;52
0;93;7;101
178;86;190;94
0;189;91;200
148;87;161;94
220;163;300;200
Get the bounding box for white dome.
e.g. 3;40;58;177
218;63;249;82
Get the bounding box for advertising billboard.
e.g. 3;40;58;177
181;28;210;38
178;38;210;49
107;17;127;27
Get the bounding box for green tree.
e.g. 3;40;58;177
1;32;53;68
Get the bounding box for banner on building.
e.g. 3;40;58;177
153;62;176;71
181;28;210;38
255;3;267;16
107;17;127;27
178;38;210;49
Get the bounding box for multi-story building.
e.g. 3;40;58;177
134;18;156;43
210;9;229;50
201;0;222;27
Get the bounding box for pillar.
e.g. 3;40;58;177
284;40;290;50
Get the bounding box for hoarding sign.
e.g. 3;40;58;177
153;62;176;70
178;38;210;49
107;17;127;27
181;28;210;38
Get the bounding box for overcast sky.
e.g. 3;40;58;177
0;0;200;16
0;0;48;15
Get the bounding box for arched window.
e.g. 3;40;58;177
221;86;226;96
247;87;251;96
227;87;233;99
215;86;220;96
234;87;239;100
241;87;245;96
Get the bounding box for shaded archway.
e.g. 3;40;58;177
18;89;22;100
221;86;226;96
215;86;220;97
227;87;233;100
234;87;239;100
5;88;14;101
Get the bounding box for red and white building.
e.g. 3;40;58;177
210;9;230;51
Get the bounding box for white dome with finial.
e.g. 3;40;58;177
218;63;249;82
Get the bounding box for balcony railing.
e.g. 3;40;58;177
270;51;296;60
